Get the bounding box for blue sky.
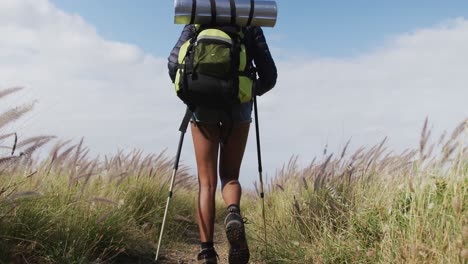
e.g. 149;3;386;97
51;0;468;59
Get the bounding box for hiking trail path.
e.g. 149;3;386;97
159;224;264;264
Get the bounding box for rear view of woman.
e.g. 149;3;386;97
168;24;277;264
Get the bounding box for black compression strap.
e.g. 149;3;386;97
247;0;255;26
230;0;236;25
190;0;197;24
210;0;217;25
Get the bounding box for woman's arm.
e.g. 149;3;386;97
168;25;196;83
250;27;278;96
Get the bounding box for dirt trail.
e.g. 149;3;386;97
121;224;264;263
159;224;229;263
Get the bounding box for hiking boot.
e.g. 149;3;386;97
197;248;218;264
225;207;250;264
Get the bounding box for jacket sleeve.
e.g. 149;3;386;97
168;25;196;83
249;27;278;96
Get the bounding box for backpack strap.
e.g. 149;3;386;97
230;0;237;25
189;0;197;24
210;0;217;25
183;25;201;76
240;27;257;80
247;0;255;26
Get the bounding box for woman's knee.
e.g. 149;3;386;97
199;180;218;195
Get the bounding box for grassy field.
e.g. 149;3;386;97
244;120;467;263
1;87;467;263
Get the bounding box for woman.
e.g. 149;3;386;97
168;24;277;264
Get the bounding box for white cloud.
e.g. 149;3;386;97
1;0;466;187
259;17;468;170
0;0;180;156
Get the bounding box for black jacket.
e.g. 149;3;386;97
167;25;277;96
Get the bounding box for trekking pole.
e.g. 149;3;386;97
155;108;192;262
253;95;268;258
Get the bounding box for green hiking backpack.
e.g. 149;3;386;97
175;25;255;110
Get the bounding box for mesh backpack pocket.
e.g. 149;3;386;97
194;34;233;79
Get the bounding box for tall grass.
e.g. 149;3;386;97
1;86;466;263
0;87;198;263
245;118;467;263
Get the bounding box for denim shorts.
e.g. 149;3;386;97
191;101;253;124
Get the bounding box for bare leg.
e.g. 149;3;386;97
219;123;250;207
191;122;220;243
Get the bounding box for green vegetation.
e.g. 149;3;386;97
1;87;467;263
245;120;467;263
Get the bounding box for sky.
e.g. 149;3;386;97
1;0;467;188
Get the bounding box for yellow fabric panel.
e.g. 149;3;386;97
239;44;247;71
178;41;190;64
175;41;191;93
197;29;231;42
175;70;182;93
239;76;253;103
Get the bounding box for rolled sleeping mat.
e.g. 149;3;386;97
174;0;277;27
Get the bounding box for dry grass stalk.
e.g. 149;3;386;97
437;130;447;146
12;133;18;155
254;181;262;197
340;139;351;159
174;215;193;223
70;138;85;178
174;167;197;189
104;155;110;169
293;195;301;214
69;172;95;186
424;144;435;161
450;119;467;141
91;197;118;206
21;138;53;157
49;140;72;158
136;163;144;178
80;159;99;192
0;156;18;165
441;143;458;164
0;132;16;142
76;160;93;177
78;148;90;164
314;154;333;191
129;150;143;170
16;136;55;149
364;137;387;176
55;145;77;165
420;117;430;157
302;177;309;190
116;172;131;186
8;191;41;200
46;140;71;173
95;211;113;225
109;172;128;183
0;86;23;99
0;103;36;130
276;184;285;192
